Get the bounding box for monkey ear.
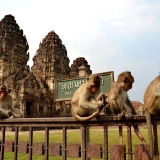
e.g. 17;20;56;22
97;74;100;78
124;77;128;83
97;74;102;83
86;76;90;81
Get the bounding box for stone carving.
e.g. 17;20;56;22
70;57;92;77
0;14;29;78
0;14;92;118
32;30;71;80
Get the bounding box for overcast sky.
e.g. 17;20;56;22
1;0;160;103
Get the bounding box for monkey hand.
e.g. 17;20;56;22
100;102;107;108
124;112;133;120
97;101;104;107
97;103;105;112
117;112;125;118
102;100;107;106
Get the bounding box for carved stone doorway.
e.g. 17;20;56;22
26;101;32;117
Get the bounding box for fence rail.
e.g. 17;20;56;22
0;115;159;160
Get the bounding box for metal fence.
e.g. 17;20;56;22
0;115;159;160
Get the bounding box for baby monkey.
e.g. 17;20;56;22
71;74;106;121
107;71;146;144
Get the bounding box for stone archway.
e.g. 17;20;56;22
26;101;33;117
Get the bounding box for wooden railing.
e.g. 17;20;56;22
0;115;159;160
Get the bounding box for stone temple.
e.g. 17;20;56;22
0;14;92;118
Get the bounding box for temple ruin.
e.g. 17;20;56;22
0;14;92;118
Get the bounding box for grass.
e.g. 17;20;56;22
1;127;157;160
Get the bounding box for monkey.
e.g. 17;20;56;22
107;71;146;144
71;74;106;121
0;85;21;118
144;75;160;159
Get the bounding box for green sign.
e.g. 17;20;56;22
55;71;114;101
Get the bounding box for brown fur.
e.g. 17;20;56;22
108;71;135;118
0;90;21;118
0;93;13;118
107;71;146;144
71;74;106;121
144;75;160;159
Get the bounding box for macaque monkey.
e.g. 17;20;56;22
71;74;106;121
0;85;21;118
144;75;160;159
107;71;146;144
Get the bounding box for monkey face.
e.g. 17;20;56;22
124;83;133;91
91;85;99;94
87;74;101;94
0;91;7;99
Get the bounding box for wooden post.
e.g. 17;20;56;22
119;126;123;144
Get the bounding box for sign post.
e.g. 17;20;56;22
55;71;114;102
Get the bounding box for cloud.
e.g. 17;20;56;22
0;0;160;103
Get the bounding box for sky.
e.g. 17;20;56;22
0;0;160;103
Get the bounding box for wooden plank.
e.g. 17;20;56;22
28;126;33;160
0;126;6;160
81;126;87;160
127;126;132;160
103;126;108;160
62;127;67;160
45;127;49;159
14;127;19;160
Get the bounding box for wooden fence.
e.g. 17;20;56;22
0;115;159;160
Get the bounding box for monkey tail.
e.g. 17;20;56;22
73;110;101;122
145;111;154;160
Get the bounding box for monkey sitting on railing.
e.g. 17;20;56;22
71;74;107;121
107;71;146;144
